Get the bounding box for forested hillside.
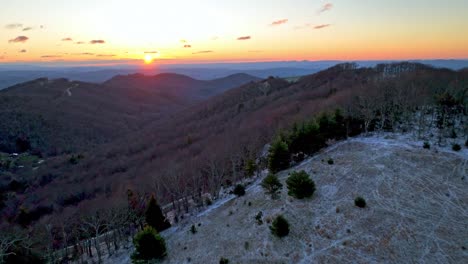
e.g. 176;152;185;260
0;63;466;263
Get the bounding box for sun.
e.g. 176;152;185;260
144;54;153;64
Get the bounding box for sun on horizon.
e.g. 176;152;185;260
144;54;154;64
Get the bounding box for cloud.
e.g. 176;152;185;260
74;52;94;55
318;3;333;14
144;51;159;54
211;36;219;40
314;24;331;29
192;50;213;54
271;19;288;26
248;50;263;53
8;36;29;43
96;54;116;57
5;23;23;29
75;41;85;44
62;37;73;41
184;45;192;48
19;49;27;53
41;55;62;58
22;27;33;31
237;36;251;40
90;40;105;44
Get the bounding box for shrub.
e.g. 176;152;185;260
145;195;171;232
69;154;84;165
233;184;246;196
255;211;263;225
270;215;290;238
452;144;461;151
286;171;316;199
268;138;290;173
465;139;468;147
219;257;229;264
354;197;366;208
423;142;430;149
131;226;167;262
190;225;197;234
205;198;212;206
261;173;283;199
327;158;334;165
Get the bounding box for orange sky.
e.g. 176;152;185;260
1;0;467;65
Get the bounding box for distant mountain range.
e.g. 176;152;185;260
0;59;467;90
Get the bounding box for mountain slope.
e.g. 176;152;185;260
110;134;467;263
22;63;466;221
0;73;259;154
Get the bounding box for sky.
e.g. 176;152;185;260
1;0;467;66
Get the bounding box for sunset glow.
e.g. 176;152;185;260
1;0;467;66
144;54;153;64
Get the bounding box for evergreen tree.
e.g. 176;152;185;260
131;226;167;262
261;173;283;199
244;159;257;177
268;138;290;173
286;171;316;199
270;215;290;238
145;195;171;232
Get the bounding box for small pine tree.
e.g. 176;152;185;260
270;215;290;238
286;171;316;199
145;195;171;232
244;159;257;177
423;142;430;149
261;173;283;199
131;226;167;262
268;138;290;173
190;224;197;234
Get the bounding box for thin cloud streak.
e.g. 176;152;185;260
5;23;23;29
271;19;288;26
41;55;62;58
90;40;105;44
314;24;331;29
237;36;251;40
192;50;213;54
318;3;333;14
8;36;29;43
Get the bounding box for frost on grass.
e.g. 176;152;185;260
110;134;468;263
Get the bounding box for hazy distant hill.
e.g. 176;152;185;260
1;59;466;90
